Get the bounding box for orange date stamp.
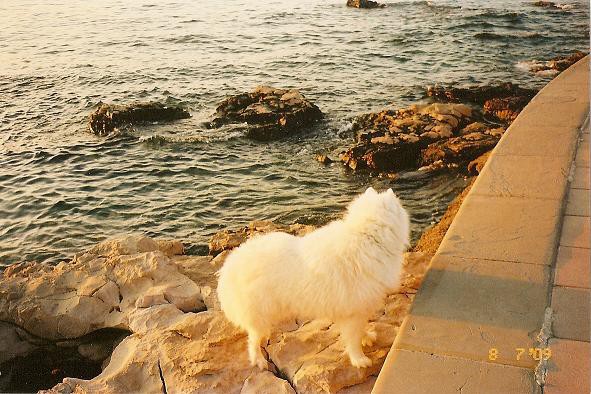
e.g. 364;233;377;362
488;347;552;361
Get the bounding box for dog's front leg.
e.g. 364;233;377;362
337;318;372;368
247;330;268;370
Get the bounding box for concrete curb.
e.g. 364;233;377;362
373;56;590;394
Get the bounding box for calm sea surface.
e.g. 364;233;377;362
0;0;588;265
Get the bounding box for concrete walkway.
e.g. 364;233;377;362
373;57;590;394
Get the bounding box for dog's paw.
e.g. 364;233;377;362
250;354;269;370
362;328;377;347
350;355;373;368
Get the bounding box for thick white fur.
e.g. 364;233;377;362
217;187;410;369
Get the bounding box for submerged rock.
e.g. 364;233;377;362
346;0;384;8
210;86;323;140
88;102;191;136
340;103;504;174
531;1;571;9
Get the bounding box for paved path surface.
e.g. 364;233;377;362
373;57;590;394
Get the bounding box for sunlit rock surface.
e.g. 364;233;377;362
1;229;432;393
209;86;323;141
340;103;504;174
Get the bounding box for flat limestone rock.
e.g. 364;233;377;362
88;102;191;136
210;86;323;141
0;235;207;340
208;220;316;256
3;231;432;393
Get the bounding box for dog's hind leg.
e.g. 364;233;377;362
246;328;269;370
337;318;372;368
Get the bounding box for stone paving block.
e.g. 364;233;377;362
551;286;590;341
372;349;540;394
565;188;590;217
438;195;561;265
512;101;589;130
571;165;590;190
544;338;590;394
472;155;569;200
554;246;590;289
394;255;549;368
494;123;578;158
559;215;590;249
575;141;589;168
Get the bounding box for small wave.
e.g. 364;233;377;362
426;1;461;10
162;34;212;44
387;0;458;9
475;31;544;40
138;130;246;145
557;3;575;10
450;21;497;29
463;10;525;22
515;61;559;77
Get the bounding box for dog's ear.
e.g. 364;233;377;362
365;187;377;195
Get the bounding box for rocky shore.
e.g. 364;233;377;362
1;228;437;393
338;82;537;175
6;43;585;394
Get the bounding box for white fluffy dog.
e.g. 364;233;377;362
217;187;410;369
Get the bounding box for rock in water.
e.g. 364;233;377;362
426;82;538;124
467;150;492;175
316;154;334;165
531;0;566;9
522;51;587;76
346;0;384;8
340;103;504;174
88;102;191;136
210;86;323;140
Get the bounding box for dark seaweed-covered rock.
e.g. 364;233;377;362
346;0;384;9
426;82;537;106
426;82;538;123
210;86;323;141
88;102;191;136
340;103;505;174
532;1;564;9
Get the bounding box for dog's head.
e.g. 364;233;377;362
345;187;410;248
